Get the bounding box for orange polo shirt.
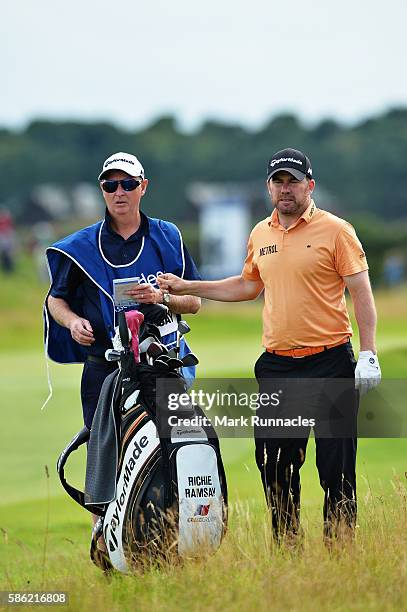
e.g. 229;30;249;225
241;201;368;350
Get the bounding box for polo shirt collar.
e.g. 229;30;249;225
268;199;317;228
302;200;317;224
269;208;279;228
104;209;150;240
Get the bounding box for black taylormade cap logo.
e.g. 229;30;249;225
105;157;136;168
267;148;313;181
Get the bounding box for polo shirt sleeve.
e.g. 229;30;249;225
49;255;83;300
241;233;261;281
334;222;369;277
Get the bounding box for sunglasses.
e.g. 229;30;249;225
101;178;142;193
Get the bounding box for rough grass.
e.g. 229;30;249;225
1;259;407;610
2;486;407;611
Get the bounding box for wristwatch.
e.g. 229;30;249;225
162;291;171;306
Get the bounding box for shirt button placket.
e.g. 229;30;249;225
280;227;287;250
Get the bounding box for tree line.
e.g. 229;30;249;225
1;109;406;283
1;108;407;222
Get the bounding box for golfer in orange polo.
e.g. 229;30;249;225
158;148;381;542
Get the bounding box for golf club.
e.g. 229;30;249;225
154;356;170;372
176;320;191;356
139;336;157;355
105;349;122;362
181;352;199;367
167;357;184;370
147;342;168;361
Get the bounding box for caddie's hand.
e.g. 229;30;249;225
126;282;163;304
157;273;188;295
355;351;381;395
69;317;95;346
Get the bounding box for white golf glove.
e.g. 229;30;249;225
355;351;381;395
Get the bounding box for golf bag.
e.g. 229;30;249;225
57;308;228;573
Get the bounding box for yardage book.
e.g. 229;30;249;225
113;277;140;309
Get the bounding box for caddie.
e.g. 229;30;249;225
45;151;201;431
157;147;381;543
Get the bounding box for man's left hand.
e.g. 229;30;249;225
355;351;381;395
126;283;163;304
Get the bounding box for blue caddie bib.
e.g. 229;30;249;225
44;217;195;379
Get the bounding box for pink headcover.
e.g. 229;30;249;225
124;310;145;362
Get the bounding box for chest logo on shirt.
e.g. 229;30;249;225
259;244;278;256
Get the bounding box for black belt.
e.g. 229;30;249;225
86;355;108;365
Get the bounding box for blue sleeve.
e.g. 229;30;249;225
183;244;201;280
50;255;82;299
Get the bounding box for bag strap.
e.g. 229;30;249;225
56;426;105;516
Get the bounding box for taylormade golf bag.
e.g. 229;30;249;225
57;307;228;573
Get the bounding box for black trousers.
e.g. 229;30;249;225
254;342;358;539
80;359;118;429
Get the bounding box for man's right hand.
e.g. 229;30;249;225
69;317;95;346
157;273;263;302
157;273;189;295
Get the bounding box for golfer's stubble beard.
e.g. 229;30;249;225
273;193;310;217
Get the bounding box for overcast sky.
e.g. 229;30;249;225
2;0;407;131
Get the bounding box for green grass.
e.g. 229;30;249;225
1;474;407;610
1;261;407;610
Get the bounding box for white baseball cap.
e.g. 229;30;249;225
98;152;145;180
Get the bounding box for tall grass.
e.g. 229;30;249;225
1;480;407;611
1;260;406;610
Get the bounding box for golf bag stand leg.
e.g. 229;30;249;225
90;517;113;572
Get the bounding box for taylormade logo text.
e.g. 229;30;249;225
104;432;151;551
270;156;302;167
105;157;135;168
